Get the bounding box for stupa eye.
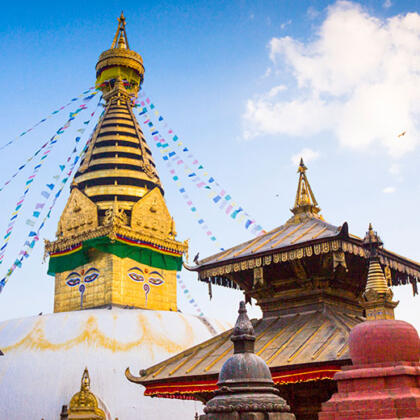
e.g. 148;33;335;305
128;267;145;282
66;272;81;287
83;268;99;283
148;271;164;286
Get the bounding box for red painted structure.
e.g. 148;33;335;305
319;320;420;419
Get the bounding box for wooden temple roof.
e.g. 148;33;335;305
190;160;420;293
127;159;420;402
193;217;420;293
128;307;360;398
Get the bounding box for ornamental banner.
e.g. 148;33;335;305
48;235;183;275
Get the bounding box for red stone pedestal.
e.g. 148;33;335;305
319;320;420;419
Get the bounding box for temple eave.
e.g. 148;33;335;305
45;224;187;255
134;361;348;402
192;227;420;293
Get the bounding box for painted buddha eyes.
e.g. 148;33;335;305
148;274;164;286
127;267;165;304
66;273;81;287
128;268;145;282
83;268;99;283
65;268;100;287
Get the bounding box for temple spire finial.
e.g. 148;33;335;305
288;159;322;223
231;301;255;354
111;12;130;50
362;223;398;320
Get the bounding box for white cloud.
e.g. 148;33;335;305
291;148;320;166
383;0;392;9
267;85;287;97
262;67;272;78
243;1;420;157
383;186;396;193
307;7;320;19
389;163;400;175
280;19;292;30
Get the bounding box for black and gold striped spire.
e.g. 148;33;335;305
47;14;187;313
73;12;161;219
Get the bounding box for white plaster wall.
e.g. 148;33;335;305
0;308;230;420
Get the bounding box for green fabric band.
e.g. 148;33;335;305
48;236;182;275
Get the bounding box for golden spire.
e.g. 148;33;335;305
95;13;144;98
362;224;398;320
111;12;129;49
288;159;322;223
67;368;106;419
46;13;188;314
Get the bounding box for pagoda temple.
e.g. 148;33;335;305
0;14;230;420
128;159;420;420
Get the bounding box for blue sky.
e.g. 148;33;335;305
0;0;418;328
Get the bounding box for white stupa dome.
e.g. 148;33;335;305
0;307;230;419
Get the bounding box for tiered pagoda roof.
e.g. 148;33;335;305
127;159;420;417
194;161;420;294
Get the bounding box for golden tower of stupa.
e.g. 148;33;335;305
45;13;187;313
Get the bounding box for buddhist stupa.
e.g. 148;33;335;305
0;14;229;420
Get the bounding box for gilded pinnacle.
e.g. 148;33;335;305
361;224;398;320
365;259;389;296
96;13;144;98
111;11;130;49
289;159;322;223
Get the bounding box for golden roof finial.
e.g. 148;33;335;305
111;11;130;49
362;224;398;320
96;12;144;98
68;367;106;419
81;366;90;392
288;159;322;223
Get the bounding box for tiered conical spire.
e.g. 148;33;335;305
74;14;160;219
362;224;398;320
46;14;187;313
74;87;161;218
289;159;322;223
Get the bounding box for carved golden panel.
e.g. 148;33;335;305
57;188;98;238
131;187;175;240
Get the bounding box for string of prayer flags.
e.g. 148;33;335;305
0;102;101;292
0;87;97;152
0;97;96;266
21;100;101;243
137;97;265;237
0;90;99;193
139;112;224;250
177;273;204;317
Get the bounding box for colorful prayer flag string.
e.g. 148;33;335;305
0;87;97;152
0;99;102;291
0;97;96;266
139;112;224;250
0;90;99;193
177;273;204;317
136;96;265;236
